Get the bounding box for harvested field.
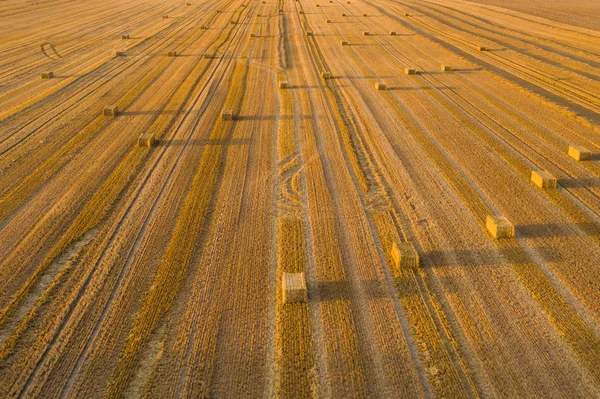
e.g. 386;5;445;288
1;0;600;397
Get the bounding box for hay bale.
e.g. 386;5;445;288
326;19;331;23
316;4;320;6
405;13;410;16
122;34;130;39
306;31;314;36
404;67;416;75
389;31;396;35
341;13;347;16
103;105;118;117
168;51;177;57
279;9;284;12
362;31;369;36
440;65;452;72
163;15;169;19
250;33;256;37
41;72;54;79
115;50;127;57
531;170;557;189
321;71;331;79
231;20;236;24
363;13;368;16
390;242;419;271
282;272;307;303
299;10;304;14
340;40;348;45
201;25;207;29
222;110;234;120
279;81;289;89
375;81;386;90
138;133;156;147
568;145;591;161
476;46;487;51
187;2;191;5
486;216;514;239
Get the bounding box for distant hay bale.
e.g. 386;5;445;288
486;216;514;239
138;133;156;147
363;13;368;16
41;72;54;79
341;13;347;16
279;81;289;89
103;105;118;117
204;53;214;59
340;40;348;45
122;34;130;39
326;19;331;23
299;10;304;14
375;81;386;90
321;71;331;79
405;13;410;16
201;25;207;29
279;9;284;12
568;145;591;161
389;31;396;35
390;242;419;270
168;51;177;57
163;15;169;18
187;2;191;5
531;170;557;189
404;67;416;75
222;110;234;120
231;20;236;24
316;4;320;6
250;33;256;37
440;65;452;72
282;272;307;304
362;31;369;36
476;46;487;51
306;31;313;36
115;50;127;57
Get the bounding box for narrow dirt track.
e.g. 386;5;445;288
1;0;600;397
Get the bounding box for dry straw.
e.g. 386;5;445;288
531;170;557;189
282;272;308;304
486;216;514;239
390;242;419;271
568;145;591;161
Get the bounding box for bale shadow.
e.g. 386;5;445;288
558;177;600;188
311;279;389;301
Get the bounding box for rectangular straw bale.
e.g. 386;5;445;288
568;145;591;161
440;65;452;72
41;72;54;79
282;272;307;303
531;170;557;189
486;216;514;239
222;110;234;120
390;242;419;272
404;67;416;75
375;81;386;90
138;133;156;147
103;106;118;117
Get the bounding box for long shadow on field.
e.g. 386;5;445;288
311;279;389;301
558;177;600;188
119;110;178;116
165;138;251;146
517;222;599;238
386;86;456;91
424;246;560;267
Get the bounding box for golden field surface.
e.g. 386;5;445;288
1;0;600;397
